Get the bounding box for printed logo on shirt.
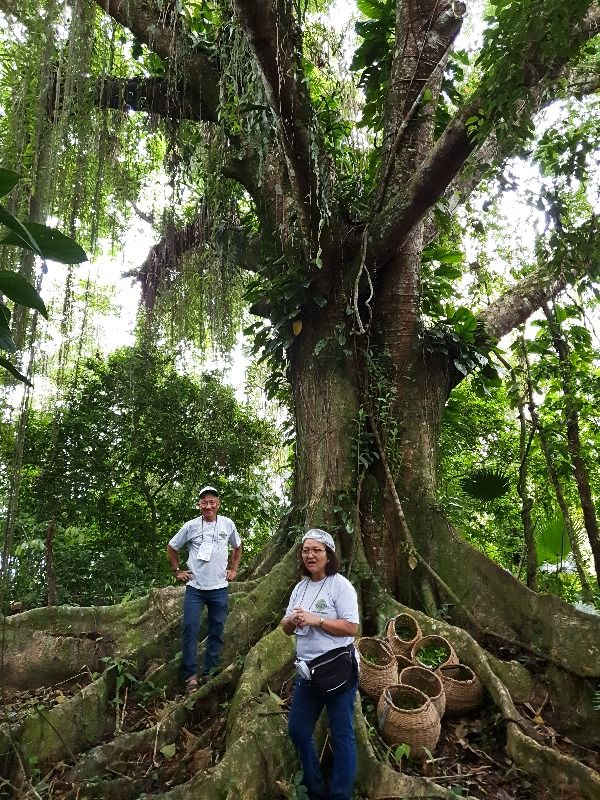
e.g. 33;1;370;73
219;531;228;539
314;598;328;612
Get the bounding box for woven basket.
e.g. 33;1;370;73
386;613;422;658
395;654;413;673
437;664;483;715
410;634;458;671
377;684;441;758
399;665;446;719
357;637;397;700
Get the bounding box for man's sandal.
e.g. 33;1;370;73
185;675;198;694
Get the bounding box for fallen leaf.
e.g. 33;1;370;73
160;743;177;759
454;722;468;740
181;727;200;755
293;320;302;336
187;746;212;774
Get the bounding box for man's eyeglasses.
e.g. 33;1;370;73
301;548;326;556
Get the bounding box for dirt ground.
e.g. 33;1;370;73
2;670;597;799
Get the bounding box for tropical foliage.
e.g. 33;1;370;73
2;345;281;607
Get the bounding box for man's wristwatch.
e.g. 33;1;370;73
319;617;325;628
173;567;180;574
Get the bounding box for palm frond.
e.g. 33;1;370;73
460;467;511;502
534;512;574;564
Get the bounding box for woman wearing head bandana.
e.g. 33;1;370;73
282;529;360;800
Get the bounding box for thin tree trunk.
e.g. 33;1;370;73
517;401;537;589
46;519;57;606
521;339;594;603
141;482;159;576
543;302;600;589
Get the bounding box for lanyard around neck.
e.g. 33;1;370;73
200;516;218;544
296;576;328;611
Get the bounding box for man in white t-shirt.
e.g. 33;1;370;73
167;486;242;693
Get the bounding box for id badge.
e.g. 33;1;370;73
294;625;309;637
197;541;214;561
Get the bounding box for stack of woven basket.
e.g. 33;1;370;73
356;613;483;758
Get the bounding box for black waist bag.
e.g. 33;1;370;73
308;644;357;696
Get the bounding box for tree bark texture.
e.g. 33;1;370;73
517;402;538;590
45;518;57;607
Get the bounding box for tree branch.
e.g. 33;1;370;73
233;0;331;259
126;210;263;311
92;0;220;123
479;240;597;341
441;62;600;224
370;2;600;271
95;76;209;121
127;209;211;310
376;0;466;210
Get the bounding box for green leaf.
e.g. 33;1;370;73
0;355;32;385
0;221;87;264
554;305;568;323
434;264;462;279
356;0;385;19
160;743;177;759
535;513;573;564
394;743;411;761
0;321;16;352
0;204;43;255
460;467;511;502
453;49;469;65
0;168;20;198
0;270;48;318
267;687;284;706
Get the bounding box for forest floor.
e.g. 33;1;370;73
360;693;596;800
2;672;598;799
2;672;94;729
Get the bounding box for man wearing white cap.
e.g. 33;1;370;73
167;486;242;693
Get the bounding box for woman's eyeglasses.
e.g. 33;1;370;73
301;548;326;556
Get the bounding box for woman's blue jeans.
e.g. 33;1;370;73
288;676;357;800
182;585;228;679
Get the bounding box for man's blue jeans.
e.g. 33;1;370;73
288;676;357;800
182;585;228;679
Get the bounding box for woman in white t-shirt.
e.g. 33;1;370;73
282;529;359;800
